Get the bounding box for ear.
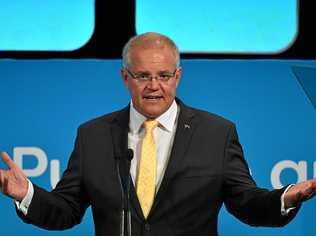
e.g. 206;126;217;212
175;67;182;87
121;68;129;87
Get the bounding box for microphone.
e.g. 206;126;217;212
126;148;133;162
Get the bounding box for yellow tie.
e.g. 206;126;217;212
136;120;158;218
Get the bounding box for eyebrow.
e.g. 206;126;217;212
134;71;151;75
134;70;174;74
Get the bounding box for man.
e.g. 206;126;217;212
0;32;316;236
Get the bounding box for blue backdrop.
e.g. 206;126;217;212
0;59;315;235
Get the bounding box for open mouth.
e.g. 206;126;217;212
143;95;163;100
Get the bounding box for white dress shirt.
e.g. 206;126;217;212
128;100;179;191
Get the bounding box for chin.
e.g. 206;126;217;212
143;109;165;119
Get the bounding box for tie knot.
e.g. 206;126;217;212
144;120;158;132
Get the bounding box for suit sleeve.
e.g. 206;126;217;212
223;124;299;227
17;127;90;230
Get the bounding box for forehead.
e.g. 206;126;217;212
129;46;177;70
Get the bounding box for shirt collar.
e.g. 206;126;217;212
129;100;178;134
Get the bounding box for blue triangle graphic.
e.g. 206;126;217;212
292;65;316;110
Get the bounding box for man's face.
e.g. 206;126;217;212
121;47;182;118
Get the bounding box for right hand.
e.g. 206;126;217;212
0;152;28;201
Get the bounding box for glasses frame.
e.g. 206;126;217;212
124;67;178;82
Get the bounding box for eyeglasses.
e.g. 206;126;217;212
125;68;178;82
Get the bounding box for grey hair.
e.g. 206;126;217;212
122;32;180;69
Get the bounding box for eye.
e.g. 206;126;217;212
159;74;172;80
136;74;149;80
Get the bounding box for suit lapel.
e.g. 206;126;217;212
110;108;129;159
110;105;145;221
150;100;197;216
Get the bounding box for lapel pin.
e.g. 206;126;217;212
184;124;190;129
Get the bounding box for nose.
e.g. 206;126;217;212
146;78;160;90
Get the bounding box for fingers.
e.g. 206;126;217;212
305;179;316;195
311;178;316;188
309;179;316;198
1;152;16;170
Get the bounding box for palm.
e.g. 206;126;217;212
0;152;28;201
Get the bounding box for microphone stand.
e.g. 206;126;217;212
125;173;132;236
125;149;133;236
116;149;134;236
116;157;125;236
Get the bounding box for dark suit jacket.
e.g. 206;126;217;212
18;99;298;236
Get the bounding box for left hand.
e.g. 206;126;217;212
284;179;316;208
0;152;29;201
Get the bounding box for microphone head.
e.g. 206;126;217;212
126;149;134;161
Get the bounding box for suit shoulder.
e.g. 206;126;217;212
189;106;235;128
78;108;125;131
